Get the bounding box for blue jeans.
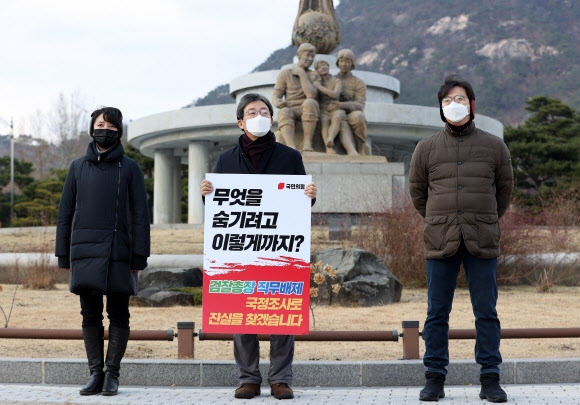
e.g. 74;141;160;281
423;241;502;376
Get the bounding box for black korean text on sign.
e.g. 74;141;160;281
212;234;306;252
211;211;279;229
212;188;263;206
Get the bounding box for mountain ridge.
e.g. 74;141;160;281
194;0;580;127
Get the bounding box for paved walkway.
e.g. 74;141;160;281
1;383;579;404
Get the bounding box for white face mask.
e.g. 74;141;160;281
442;101;470;123
245;115;271;137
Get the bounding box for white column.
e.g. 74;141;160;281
173;157;182;223
188;141;211;224
153;149;175;225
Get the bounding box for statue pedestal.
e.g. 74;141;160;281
303;153;405;214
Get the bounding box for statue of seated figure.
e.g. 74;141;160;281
335;49;368;155
313;59;344;154
272;43;320;152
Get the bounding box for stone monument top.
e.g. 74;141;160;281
292;0;341;54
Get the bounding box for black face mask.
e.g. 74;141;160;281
93;128;119;149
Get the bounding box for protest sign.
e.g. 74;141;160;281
202;173;312;334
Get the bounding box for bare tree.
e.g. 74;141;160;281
49;91;89;169
27;109;54;179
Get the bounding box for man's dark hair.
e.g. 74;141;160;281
89;106;124;138
437;74;476;122
236;93;274;121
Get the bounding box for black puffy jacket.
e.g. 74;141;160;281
55;141;150;295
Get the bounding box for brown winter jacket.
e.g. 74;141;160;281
409;121;513;259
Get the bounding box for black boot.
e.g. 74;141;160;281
79;326;104;395
479;373;507;403
419;371;445;401
101;326;130;396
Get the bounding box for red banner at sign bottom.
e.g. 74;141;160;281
202;256;311;335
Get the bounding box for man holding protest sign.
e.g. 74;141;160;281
200;93;317;400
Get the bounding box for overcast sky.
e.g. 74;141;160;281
0;0;339;139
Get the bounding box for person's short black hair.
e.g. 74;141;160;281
437;74;476;122
236;93;274;121
89;106;123;138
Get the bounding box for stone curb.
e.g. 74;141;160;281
1;358;578;387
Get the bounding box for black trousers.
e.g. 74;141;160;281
79;293;130;329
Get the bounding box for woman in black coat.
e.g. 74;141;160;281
55;107;150;396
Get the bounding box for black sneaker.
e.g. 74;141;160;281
479;373;507;403
419;371;445;402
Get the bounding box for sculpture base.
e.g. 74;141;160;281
303;155;405;214
274;119;371;156
302;152;387;163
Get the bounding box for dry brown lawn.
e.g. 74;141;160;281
0;284;579;362
0;226;579;362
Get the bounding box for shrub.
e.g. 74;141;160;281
309;261;340;327
312;197;580;289
313;203;426;287
169;287;203;306
498;207;580;289
0;282;18;328
7;227;64;289
11;254;62;290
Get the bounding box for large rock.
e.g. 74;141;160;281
311;248;402;307
131;291;195;307
138;268;202;291
131;267;202;307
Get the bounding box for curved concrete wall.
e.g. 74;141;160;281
128;102;503;160
230;68;401;105
127;69;504;224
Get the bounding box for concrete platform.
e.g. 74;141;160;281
2;383;580;404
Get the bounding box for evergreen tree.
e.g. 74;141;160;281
0;157;35;227
13;169;66;227
504;96;580;194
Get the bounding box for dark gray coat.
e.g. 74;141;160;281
210;133;316;206
55;142;150;295
214;133;307;175
409;122;513;259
